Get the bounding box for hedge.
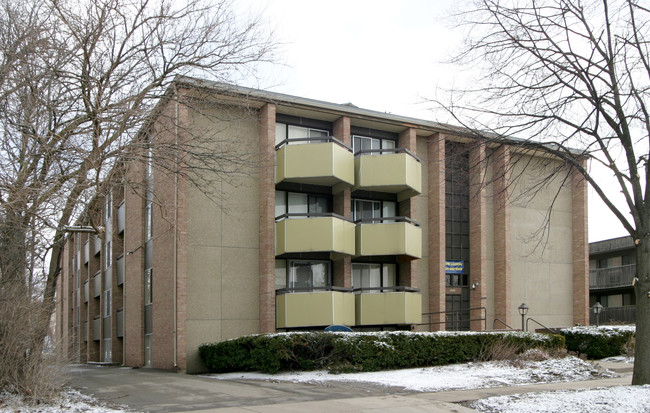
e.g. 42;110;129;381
560;326;635;359
199;331;565;374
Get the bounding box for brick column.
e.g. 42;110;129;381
259;103;276;333
493;145;511;327
572;159;589;325
333;116;352;288
428;133;446;330
398;128;418;288
469;142;487;331
123;159;144;367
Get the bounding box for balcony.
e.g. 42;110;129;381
84;241;90;264
117;308;124;337
355;217;422;259
93;235;101;256
589;305;635;325
117;202;125;234
354;288;422;326
275;214;355;257
590;264;635;290
275;138;354;190
116;255;125;286
354;149;421;201
92;316;101;341
93;272;101;298
276;288;355;328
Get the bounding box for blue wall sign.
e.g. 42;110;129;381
445;260;464;274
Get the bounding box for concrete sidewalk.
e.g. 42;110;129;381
67;360;634;413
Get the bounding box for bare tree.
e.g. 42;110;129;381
0;0;274;398
437;0;650;384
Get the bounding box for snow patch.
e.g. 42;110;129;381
472;385;650;413
205;356;612;392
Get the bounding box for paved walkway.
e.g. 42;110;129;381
67;360;634;413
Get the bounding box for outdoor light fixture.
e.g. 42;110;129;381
592;302;604;327
518;303;529;331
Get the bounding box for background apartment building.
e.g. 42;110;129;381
56;77;589;373
589;236;636;324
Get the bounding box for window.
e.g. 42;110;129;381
275;260;287;289
352;199;396;222
275;190;331;218
352;263;396;293
103;290;111;316
597;257;610;269
105;191;112;222
145;204;153;240
622;255;635;266
275;123;329;146
352;135;396;154
144;268;153;305
104;240;112;270
275;260;331;291
446;273;469;287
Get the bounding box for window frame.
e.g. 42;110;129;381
351;262;397;293
275;190;332;218
352;134;397;155
275;259;332;292
351;198;397;222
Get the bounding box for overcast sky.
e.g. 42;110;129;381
237;0;629;243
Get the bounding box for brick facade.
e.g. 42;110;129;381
53;79;589;371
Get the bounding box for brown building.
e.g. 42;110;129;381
55;77;589;372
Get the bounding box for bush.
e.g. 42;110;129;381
199;331;565;374
561;326;635;359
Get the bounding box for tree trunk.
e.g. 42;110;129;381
633;233;650;385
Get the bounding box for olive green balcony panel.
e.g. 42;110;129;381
276;291;355;328
276;143;354;186
354;153;421;200
355;222;422;258
355;292;422;326
276;217;355;256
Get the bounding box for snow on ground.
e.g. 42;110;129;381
205;356;612;392
0;389;129;413
2;355;642;412
471;385;650;413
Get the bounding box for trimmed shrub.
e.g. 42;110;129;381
199;331;565;374
561;326;635;359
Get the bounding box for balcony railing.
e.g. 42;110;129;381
590;306;636;325
275;213;355;256
354;148;421;201
355;289;422;326
275;137;354;188
589;264;636;289
276;287;355;328
354;217;422;259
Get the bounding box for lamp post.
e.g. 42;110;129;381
592;302;604;327
518;303;529;332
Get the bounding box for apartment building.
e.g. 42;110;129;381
55;77;589;372
589;236;636;324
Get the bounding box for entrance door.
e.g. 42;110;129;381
446;291;470;331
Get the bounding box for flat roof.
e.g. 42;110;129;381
589;236;634;255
